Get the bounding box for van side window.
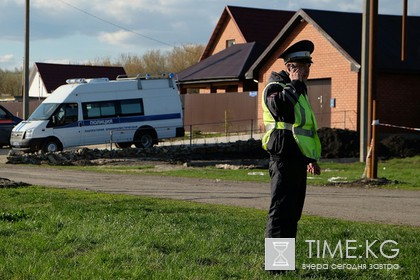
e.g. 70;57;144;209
82;99;143;119
100;102;116;117
65;103;78;123
84;103;100;119
83;101;116;119
120;99;144;116
50;103;78;127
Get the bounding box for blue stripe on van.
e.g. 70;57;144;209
81;113;181;127
14;122;27;131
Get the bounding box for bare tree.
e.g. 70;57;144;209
0;69;22;97
168;44;204;74
0;44;205;97
116;54;146;77
97;43;204;77
86;56;113;66
140;50;168;76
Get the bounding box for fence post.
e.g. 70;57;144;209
189;124;193;147
109;131;113;151
224;110;228;136
343;111;346;129
250;119;254;139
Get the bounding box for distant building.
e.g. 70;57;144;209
178;6;294;94
29;62;126;98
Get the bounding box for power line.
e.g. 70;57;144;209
59;0;175;48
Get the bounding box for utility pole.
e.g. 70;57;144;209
360;0;370;162
365;0;378;178
23;0;30;120
362;0;408;178
401;0;407;61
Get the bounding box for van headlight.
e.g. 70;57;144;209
24;129;33;139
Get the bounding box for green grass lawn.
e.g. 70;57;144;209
1;187;418;279
72;156;420;190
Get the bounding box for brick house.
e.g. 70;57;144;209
177;6;294;94
177;6;420;133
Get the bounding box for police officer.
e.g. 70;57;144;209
262;40;322;238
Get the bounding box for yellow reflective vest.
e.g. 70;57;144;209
262;81;321;160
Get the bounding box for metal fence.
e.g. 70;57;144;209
1;98;358;148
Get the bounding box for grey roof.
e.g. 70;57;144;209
177;42;263;84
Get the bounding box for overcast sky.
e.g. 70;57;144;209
0;0;419;71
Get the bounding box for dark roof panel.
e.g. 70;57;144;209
228;6;294;46
377;14;420;71
247;9;420;79
303;9;362;62
32;62;126;93
177;42;263;82
304;9;420;71
201;6;294;60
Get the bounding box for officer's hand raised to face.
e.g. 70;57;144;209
288;63;310;82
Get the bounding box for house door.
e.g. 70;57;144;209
306;79;331;128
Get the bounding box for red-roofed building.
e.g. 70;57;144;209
29;62;126;98
200;6;295;60
177;6;294;94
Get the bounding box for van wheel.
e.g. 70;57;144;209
134;131;155;148
115;142;132;149
42;139;62;153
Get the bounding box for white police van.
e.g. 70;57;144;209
10;75;184;153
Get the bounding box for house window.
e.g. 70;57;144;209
226;39;235;48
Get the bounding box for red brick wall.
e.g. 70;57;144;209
257;22;359;131
210;17;246;56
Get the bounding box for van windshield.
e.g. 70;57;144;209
28;103;60;121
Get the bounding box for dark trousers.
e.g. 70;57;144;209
265;157;307;238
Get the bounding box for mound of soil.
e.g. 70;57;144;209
0;177;31;188
318;128;359;158
318;127;419;159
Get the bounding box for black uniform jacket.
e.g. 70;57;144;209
264;71;314;163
